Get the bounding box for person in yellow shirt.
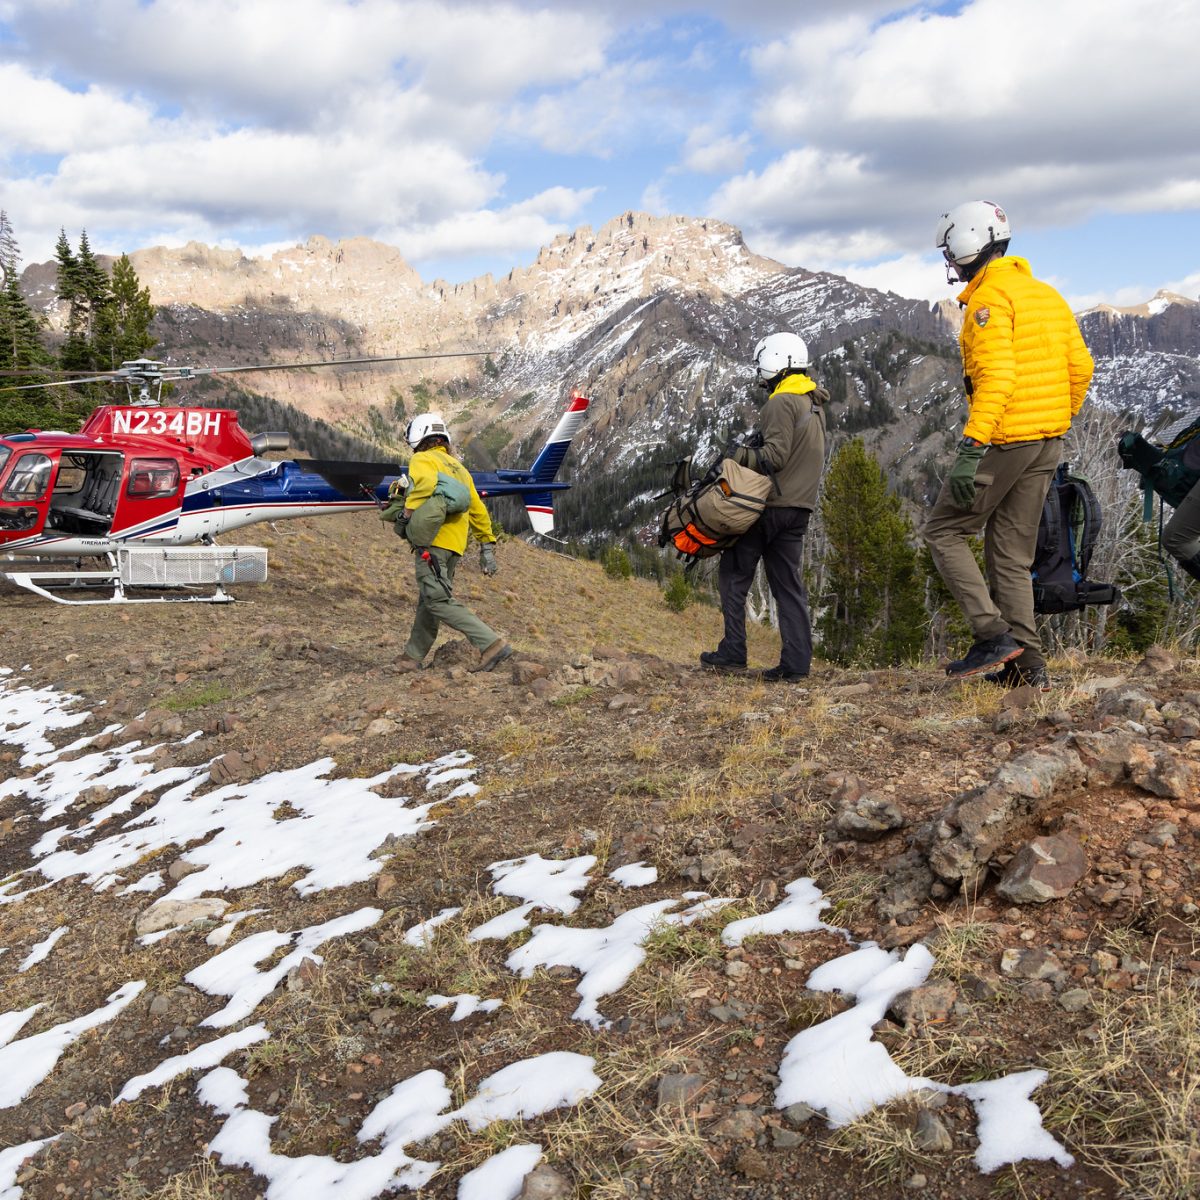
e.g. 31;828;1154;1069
395;413;511;674
924;201;1093;688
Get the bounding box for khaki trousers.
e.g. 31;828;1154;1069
404;546;499;662
923;438;1062;669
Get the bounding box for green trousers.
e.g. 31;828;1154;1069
923;437;1062;670
403;545;499;662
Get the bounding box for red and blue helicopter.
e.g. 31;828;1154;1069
0;354;588;602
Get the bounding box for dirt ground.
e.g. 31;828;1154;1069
2;513;1198;1200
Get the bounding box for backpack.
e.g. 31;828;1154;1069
658;457;774;562
1032;463;1119;614
383;470;472;546
1117;415;1200;508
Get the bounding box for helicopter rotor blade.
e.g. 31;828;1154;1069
0;374;124;391
174;350;495;380
0;367;123;378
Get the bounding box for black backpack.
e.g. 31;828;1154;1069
1032;463;1120;614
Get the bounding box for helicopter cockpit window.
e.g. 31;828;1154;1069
127;457;180;499
2;453;53;502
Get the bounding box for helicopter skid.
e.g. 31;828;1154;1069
3;568;238;605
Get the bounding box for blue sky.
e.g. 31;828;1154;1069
2;0;1198;308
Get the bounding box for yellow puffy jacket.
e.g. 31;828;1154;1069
405;445;495;555
957;256;1093;445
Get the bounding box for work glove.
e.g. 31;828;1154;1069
948;437;988;509
480;543;498;576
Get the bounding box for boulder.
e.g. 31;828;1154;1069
834;794;905;841
996;834;1087;903
518;1166;572;1200
136;897;228;936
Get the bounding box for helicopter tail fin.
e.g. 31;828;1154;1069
524;392;588;533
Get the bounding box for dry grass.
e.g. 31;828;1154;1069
136;1155;237;1200
825;1100;941;1183
922;912;1000;982
1042;973;1200;1200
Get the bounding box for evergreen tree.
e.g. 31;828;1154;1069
0;212;52;393
818;437;926;665
93;254;156;368
54;229;90;371
76;230;111;340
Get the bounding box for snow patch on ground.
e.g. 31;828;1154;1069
609;861;657;888
507;895;733;1026
722;877;836;946
404;907;462;948
187;909;382;1028
195;1051;599;1199
116;1025;271;1103
0;1136;59;1200
467;853;595;941
17;925;68;972
425;994;503;1022
456;1143;542;1200
0;983;145;1109
769;886;1073;1173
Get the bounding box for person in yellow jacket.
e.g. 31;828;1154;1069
924;201;1093;687
395;413;512;674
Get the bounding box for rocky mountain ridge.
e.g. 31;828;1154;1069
18;213;1200;539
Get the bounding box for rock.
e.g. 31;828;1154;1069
1019;980;1054;1002
782;1102;818;1127
1145;821;1179;847
1129;748;1194;800
995;834;1087;903
1095;688;1161;724
709;1109;762;1140
517;1165;572;1200
999;947;1064;981
167;857;203;883
734;1147;771;1179
375;873;397;899
364;718;397;738
148;994;171;1018
512;660;549;686
64;1101;88;1120
318;731;357;750
1134;645;1177;675
877;850;935;923
136;897;228;935
834;794;906;841
770;1126;805;1149
1000;685;1038;712
913;1108;953;1153
905;1173;929;1190
890;982;957;1029
1057;988;1091;1013
656;1073;707;1112
285;956;322;992
725;960;750;980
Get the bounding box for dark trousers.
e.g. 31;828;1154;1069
717;507;813;674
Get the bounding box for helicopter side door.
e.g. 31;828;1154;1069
0;445;57;545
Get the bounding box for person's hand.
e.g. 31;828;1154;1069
948;438;988;508
480;543;498;576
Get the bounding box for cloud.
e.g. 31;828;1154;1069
681;126;750;175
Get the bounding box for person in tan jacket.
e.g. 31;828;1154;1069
924;201;1093;687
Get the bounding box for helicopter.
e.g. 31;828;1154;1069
0;354;589;603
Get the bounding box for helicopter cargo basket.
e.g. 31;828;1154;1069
2;545;268;605
119;546;268;587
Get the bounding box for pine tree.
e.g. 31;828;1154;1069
54;229;90;371
818;437;926;666
93;254;155;369
0;212;51;383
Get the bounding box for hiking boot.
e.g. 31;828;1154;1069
395;655;423;674
984;660;1052;691
1015;664;1052;691
699;650;746;673
472;639;514;673
761;666;809;683
945;633;1022;679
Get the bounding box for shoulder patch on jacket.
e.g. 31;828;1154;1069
974;306;990;327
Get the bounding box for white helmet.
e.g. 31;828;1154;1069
935;200;1011;282
753;332;809;386
405;412;450;449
